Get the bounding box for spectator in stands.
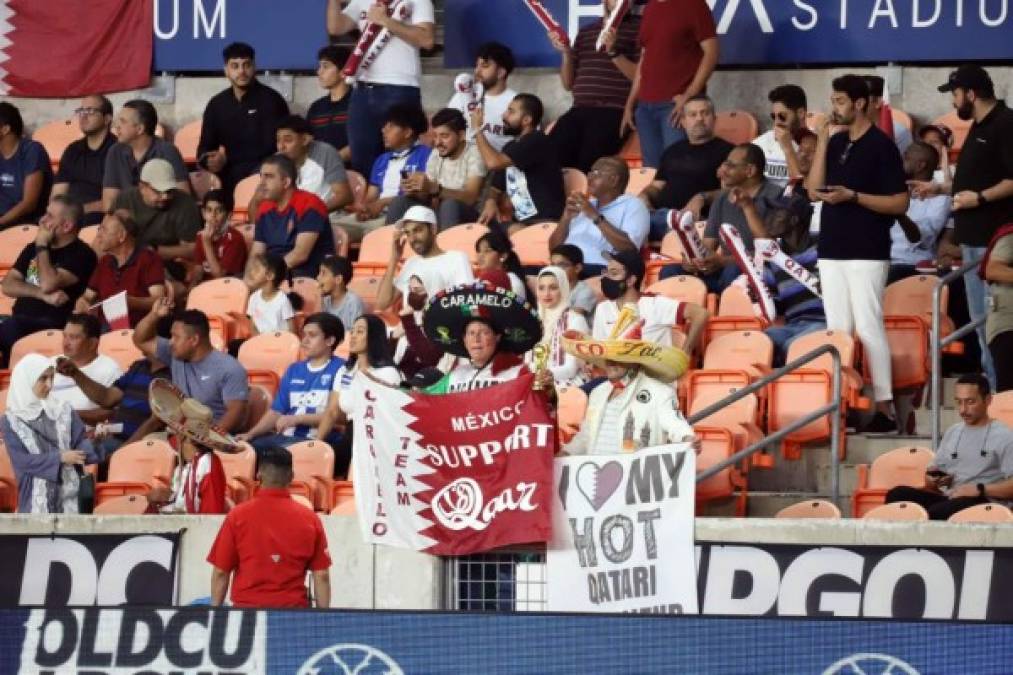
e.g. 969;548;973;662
0;196;96;366
198;42;289;206
910;124;954;196
74;211;166;327
273;115;352;214
547;0;639;173
209;445;331;608
102;99;188;211
941;65;1013;390
886;374;1013;519
448;42;518;152
983;223;1013;393
52;95;116;225
133;302;249;433
796;130;818;182
244;252;295;336
864;75;912;153
753;85;808;187
251;154;334;279
239;313;345;454
888;142;951;283
318;255;365;333
640;95;731;241
335;103;431;241
550;244;598;318
475;229;527;300
1;354;98;514
549;156;649;276
151;430;227;515
807;74;909;434
327;0;435;176
188;190;248;287
396;108;486;228
621;0;718;169
527;266;590;387
377;205;474;312
474;94;565;234
308;45;352;162
595;248;708;356
0;102;52;227
50;313;122;425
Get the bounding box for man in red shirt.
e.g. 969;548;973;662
208;446;332;608
621;0;719;169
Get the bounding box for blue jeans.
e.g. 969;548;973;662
634;101;687;169
348;83;421;176
659;262;740;294
649;208;673;242
961;244;996;388
766;319;827;366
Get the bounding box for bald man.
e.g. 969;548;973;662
888;141;952;283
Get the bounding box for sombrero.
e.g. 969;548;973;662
149;379;240;453
561;306;690;383
422;280;542;358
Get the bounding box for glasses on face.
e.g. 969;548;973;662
838;141;854;166
769;112;789;122
74;107;102;117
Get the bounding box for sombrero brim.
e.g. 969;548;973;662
422;281;542;358
560;330;690;383
149;379;240;453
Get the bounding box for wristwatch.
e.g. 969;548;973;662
606;50;619;59
977;482;987;498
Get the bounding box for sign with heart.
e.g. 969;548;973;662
547;444;698;614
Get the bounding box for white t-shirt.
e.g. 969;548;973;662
448;86;517;151
395;251;475;309
336;365;402;415
752;130;796;187
343;0;435;88
51;354;123;412
593;296;687;347
425;142;487;190
444;358;527;393
508;272;527;302
247;289;295;334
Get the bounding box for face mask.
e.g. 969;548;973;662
600;276;628;300
407;291;428;311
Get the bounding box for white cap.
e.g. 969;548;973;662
402;205;437;226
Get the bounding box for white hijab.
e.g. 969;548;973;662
537;266;572;344
6;354;66;424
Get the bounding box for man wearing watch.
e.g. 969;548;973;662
886;374;1013;520
548;157;649;277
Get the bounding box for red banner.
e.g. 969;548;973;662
0;0;153;97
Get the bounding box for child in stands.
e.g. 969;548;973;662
246;252;295;335
317;255;364;334
188;189;248;287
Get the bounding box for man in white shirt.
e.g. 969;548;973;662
51;314;123;424
448;42;518;152
752;84;808;188
274;115;352;215
326;0;435;176
889;141;952;283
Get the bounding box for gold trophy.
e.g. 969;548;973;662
532;343;550;390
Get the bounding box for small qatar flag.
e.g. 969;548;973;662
99;291;129;330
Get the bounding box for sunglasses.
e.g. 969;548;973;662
74;107;103;117
769;112;789;122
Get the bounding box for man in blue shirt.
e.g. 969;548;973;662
0;102;52;226
238;313;346;455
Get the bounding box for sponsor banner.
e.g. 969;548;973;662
348;373;554;555
0;533;180;607
547;445;697;614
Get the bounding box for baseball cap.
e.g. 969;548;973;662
139;158;178;192
938;64;994;94
603;248;646;287
402;205;437;226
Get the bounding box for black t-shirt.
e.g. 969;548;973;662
197;79;289;173
951;101;1013;247
817;126;907;261
307;93;350;155
12;239;98;324
55;133;117;219
655;136;732;210
493;131;565;224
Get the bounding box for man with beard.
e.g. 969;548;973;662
752;84;808;187
941;65;1013;390
52;95;117;225
807;74;909;434
887;142;951;284
448;42;517;152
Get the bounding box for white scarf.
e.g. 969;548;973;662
536;266;571;367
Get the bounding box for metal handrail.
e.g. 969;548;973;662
688;344;843;503
930;257;984;450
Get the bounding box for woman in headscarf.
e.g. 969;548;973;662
1;354;98;513
527;266;590;387
474;230;528;301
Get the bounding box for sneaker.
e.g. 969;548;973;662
863;412;899;435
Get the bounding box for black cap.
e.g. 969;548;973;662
917;123;954;148
407;367;444;390
938;65;994;94
602;249;646;288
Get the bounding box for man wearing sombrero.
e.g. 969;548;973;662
563;307;698;456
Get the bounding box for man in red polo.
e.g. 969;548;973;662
208;445;332;608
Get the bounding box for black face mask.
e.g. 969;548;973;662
600;276;628;300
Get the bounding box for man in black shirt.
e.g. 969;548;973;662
0;195;97;366
52;95;116;226
307;45;352;164
198;42;289;207
940;65;1013;389
473;93;565;234
640;95;731;241
807;74;909;434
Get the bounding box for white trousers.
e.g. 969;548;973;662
817;259;893;402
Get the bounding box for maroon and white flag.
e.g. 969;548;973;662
347;373;555;555
96;291;129;330
0;0;152;97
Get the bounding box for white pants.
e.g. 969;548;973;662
817;259;893;402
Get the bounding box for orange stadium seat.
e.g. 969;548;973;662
437;223;488;265
511;221;556;267
948;503;1013;524
988;391;1013;428
238;330;301;397
0;438;17;512
862;501;929;522
701;330;773;377
693;426;747;514
643;232;685;286
291;276;322;315
646;275;714;313
78;224;100;249
851;446;933;517
217;445;257;504
93;494;150;514
330;481;356;515
232;174;261;223
620;131;642;168
932;111;972;164
32;119;82;169
347;276;383;314
715;110;759;145
187;277;250;345
718;284;756;317
0;225;39;277
775;499;842;519
562;168;587;195
243;385;273;434
288;439;335;511
0;388;7;413
291;494;315;511
174;119;202;165
690;388;763;457
882;315;929;392
883;274;962;356
354;225;405;277
94;439;175;506
98;329;143;371
625;167;656;195
9;329;64;370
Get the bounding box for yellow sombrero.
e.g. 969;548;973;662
561;307;690;383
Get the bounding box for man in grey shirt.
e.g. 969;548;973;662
133;300;249;434
886;373;1013;520
274;114;352;215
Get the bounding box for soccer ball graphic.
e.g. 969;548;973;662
823;653;920;675
297;643;404;675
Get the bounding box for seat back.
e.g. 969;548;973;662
988;391;1013;428
288;439;335;509
862;501;929;521
511;221;557;267
619;131;642;168
776;499;842;519
714;110;759;145
625;167;656;195
231;174;262;222
0;225;40;273
436;223;488;265
290;277;322;314
98;329;144;372
346;276;382;314
244;385;273;432
702;331;773;371
32;119;82;167
646;275;708;307
867;446;934;490
883;274;944;324
355;225;409;272
883;316;928;390
10;329;64;370
948;503;1013;524
187;277;250;315
785;329;856;373
658;230;686;262
93;494;149;514
562;168;587;195
106;439;176;484
216;446;256;486
78;225;100;249
173;120;202;165
932;111;973;163
694;426;737;500
238;331;301;379
718;285;755;317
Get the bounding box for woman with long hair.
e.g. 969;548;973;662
527;266;590;387
474;229;528;300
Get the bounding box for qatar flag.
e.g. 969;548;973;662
0;0;152;97
98;291;130;330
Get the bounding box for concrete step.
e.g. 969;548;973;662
914;405;960;432
700;492;846;519
844;433;933;464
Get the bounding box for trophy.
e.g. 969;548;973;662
532;343;550;390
